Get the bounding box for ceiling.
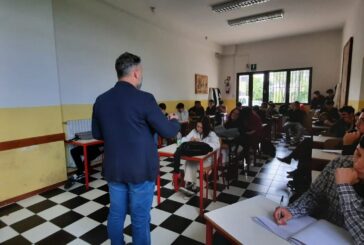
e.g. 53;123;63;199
101;0;356;46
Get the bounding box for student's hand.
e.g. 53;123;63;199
335;168;359;185
343;131;361;145
191;137;200;142
168;113;178;120
273;207;292;225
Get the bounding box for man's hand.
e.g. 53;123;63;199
335;168;359;185
168;113;178;120
343;131;361;145
273;207;292;225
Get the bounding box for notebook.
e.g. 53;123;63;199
252;216;353;245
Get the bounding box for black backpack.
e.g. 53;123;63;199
172;142;213;173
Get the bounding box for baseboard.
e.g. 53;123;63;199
0;180;66;208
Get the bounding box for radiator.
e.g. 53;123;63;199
65;119;92;167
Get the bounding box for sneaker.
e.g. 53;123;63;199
64;179;75;189
187;183;199;194
74;173;85;181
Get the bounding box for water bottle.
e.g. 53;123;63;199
176;132;182;146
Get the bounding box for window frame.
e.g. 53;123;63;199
236;67;312;106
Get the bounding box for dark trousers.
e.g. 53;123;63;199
70;145;103;175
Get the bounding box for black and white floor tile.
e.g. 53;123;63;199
0;140;298;244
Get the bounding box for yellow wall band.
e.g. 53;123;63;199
0;106;63;142
0;141;66;202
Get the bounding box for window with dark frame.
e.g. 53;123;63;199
236;67;312;106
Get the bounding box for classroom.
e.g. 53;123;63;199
1;0;364;244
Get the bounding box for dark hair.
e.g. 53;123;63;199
197;116;212;139
326;89;334;94
115;52;141;78
313;90;321;95
360;135;364;148
209;99;214;103
361;108;364;113
176;103;184;109
339;106;355;114
195;100;201;104
252;105;260;112
159;103;166;110
236;102;242;107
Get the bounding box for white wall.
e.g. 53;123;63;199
343;0;364;102
0;0;60;108
53;0;221;104
219;30;342;100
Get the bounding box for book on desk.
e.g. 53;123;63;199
253;215;353;245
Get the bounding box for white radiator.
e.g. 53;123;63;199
65;119;92;167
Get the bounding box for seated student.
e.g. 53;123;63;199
315;100;340;126
188;100;205;119
326;106;355;137
266;101;279;118
237;107;263;167
179;117;220;193
175;102;189;122
253;104;267;123
159;103;168;116
235;102;243;111
325;88;335;103
206;99;216;116
283;101;305;144
273;136;364;245
65;145;104;189
310;90;325;109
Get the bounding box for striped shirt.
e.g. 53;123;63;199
288;155;364;244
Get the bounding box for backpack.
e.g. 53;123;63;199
172;141;213;173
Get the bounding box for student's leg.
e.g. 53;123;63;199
184;161;198;184
108;182;128;245
70;146;84;175
129;181;155;245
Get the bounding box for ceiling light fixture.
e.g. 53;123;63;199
227;9;284;26
211;0;271;13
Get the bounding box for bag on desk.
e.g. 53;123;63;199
75;131;93;140
172;142;213;174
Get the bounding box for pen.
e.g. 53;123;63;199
279;195;284;220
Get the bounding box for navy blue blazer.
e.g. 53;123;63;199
92;82;180;183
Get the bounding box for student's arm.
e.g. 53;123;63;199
287;158;340;217
335;168;364;244
145;94;180;138
205;132;220;151
181;130;194;143
92;102;103;140
337;184;364;244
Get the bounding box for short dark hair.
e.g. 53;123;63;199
115;52;141;78
176;103;184;109
339;106;355;114
326;89;334;94
195;101;201;105
236;102;242;107
313;90;321;95
159;103;166;110
209;99;214;103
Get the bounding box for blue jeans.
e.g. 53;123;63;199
108;181;155;245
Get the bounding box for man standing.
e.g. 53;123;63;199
92;52;180;245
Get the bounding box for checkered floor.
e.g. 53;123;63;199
0;140;298;244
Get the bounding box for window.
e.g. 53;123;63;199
236;67;312;106
289;69;310;103
269;71;287;103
